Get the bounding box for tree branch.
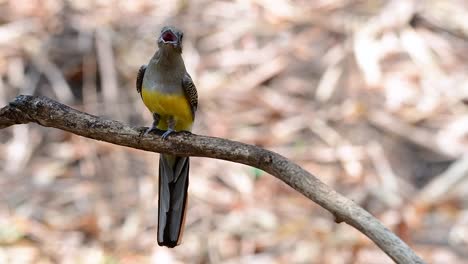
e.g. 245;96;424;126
0;95;425;263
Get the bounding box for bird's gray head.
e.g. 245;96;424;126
158;26;184;53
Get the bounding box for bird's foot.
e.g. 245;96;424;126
143;124;158;136
161;129;175;139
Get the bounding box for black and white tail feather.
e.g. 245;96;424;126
157;154;189;247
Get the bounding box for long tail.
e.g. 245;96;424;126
157;154;189;247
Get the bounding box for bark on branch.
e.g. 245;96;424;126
0;95;425;263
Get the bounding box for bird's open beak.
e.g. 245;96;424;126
160;29;178;45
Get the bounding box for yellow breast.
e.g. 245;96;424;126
141;87;193;131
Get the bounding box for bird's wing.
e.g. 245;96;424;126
182;73;198;117
136;65;146;97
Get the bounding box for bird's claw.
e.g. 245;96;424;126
143;125;157;136
161;129;175;139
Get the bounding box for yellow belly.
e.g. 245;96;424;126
141;88;193;131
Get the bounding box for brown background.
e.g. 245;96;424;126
0;0;468;263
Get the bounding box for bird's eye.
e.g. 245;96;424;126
180;33;184;41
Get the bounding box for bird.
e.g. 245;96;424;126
136;26;198;248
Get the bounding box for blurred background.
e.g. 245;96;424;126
0;0;467;263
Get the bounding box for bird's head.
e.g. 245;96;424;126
158;26;184;53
